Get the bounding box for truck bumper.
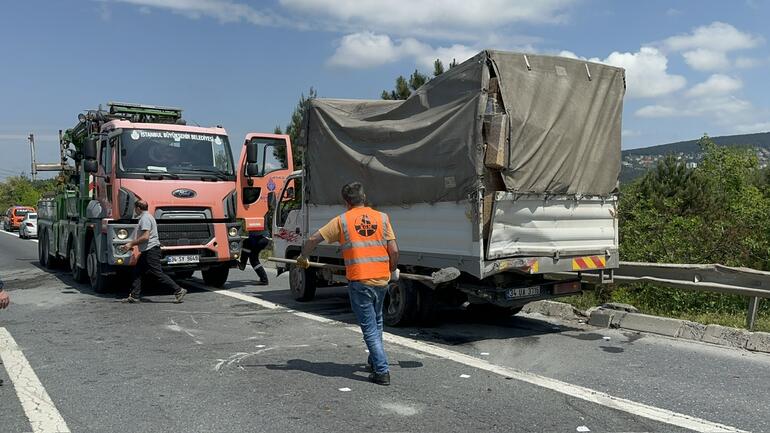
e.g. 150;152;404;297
105;221;242;269
482;250;619;280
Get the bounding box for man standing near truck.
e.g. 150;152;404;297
297;182;399;386
118;200;187;304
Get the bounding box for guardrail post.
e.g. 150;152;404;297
746;297;760;331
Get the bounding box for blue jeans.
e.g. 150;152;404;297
348;282;389;374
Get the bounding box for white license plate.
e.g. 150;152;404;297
506;286;541;299
167;255;199;265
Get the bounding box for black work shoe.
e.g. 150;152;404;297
238;259;247;271
369;372;390;386
121;295;140;303
174;288;188;303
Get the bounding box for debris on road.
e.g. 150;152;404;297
459;374;471;378
338;387;352;392
577;426;591;432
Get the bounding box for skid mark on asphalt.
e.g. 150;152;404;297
0;327;70;433
203;286;747;433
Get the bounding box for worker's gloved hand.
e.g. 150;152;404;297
390;269;400;282
295;255;310;269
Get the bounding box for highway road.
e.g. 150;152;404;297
0;230;767;433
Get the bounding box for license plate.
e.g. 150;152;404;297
505;286;541;299
167;255;199;265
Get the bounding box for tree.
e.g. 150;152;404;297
0;176;56;210
381;76;411;100
273;125;283;134
409;69;428;91
433;59;445;77
283;87;317;168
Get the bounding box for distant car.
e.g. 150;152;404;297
19;213;38;239
4;206;35;231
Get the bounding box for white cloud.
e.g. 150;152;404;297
110;0;286;26
664;21;762;52
736;56;761;68
734;122;770;134
663;22;763;71
681;49;728;71
327;32;477;70
635;105;682;118
686;74;742;98
281;0;576;38
636;95;753;125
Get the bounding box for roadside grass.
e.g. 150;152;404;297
561;284;770;333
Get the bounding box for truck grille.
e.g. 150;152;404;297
158;223;213;246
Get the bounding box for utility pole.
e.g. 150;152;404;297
28;133;37;181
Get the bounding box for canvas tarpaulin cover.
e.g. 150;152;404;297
302;50;624;206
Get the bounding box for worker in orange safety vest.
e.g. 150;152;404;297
297;181;399;386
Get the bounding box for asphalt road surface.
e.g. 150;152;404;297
0;230;767;433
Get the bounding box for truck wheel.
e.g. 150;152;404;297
416;283;438;326
38;232;49;267
289;265;316;301
383;280;419;327
87;242;110;293
174;270;195;280
202;265;229;288
69;243;87;283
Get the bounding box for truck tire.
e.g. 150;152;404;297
38;231;49;268
383;280;419;327
289;265;316;301
87;241;110;293
202;264;229;288
416;283;438;325
69;242;87;283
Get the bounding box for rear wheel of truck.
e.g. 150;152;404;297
289;265;316;301
38;231;49;268
69;242;86;283
202;265;229;288
87;241;110;293
384;280;419;327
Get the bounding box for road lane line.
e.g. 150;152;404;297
0;327;70;433
0;230;38;242
204;285;746;433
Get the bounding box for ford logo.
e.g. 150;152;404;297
172;188;197;199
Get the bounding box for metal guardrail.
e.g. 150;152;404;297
590;261;769;331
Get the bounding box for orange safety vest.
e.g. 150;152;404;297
338;207;391;281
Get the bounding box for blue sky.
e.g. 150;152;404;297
1;0;769;178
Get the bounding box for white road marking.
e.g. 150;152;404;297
0;327;70;433
202;285;747;433
0;230;38;242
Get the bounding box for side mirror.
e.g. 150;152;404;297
246;162;260;177
84;138;98;160
84;159;98;173
246;141;259;164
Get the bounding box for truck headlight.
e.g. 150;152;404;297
116;228;129;240
228;227;239;237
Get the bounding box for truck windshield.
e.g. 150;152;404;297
119;129;234;177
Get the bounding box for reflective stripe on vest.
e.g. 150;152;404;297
338;207;391;281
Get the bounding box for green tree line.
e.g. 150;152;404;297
0;176;57;212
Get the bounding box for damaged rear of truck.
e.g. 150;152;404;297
272;50;625;325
